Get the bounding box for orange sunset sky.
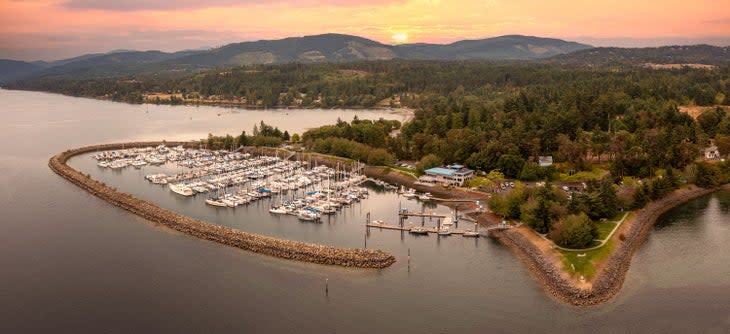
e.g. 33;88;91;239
2;0;730;61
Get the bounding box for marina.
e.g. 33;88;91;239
88;143;510;243
3;90;730;333
92;145;375;222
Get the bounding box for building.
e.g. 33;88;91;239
420;164;474;187
538;156;554;167
704;145;720;160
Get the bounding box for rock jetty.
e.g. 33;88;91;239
49;142;395;269
493;185;719;306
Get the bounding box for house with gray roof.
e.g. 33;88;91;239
419;164;474;186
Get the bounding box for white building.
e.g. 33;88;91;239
704;145;720;160
538;156;554;167
419;164;474;187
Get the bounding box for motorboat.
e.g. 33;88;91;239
205;197;228;207
463;223;480;237
297;210;321;222
442;216;454;226
409;226;429;235
419;192;433;201
169;183;194;196
269;206;288;214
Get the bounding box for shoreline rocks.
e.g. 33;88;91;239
493;185;719;306
49;141;396;269
263;148;726;305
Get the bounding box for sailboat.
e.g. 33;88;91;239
205;170;228;207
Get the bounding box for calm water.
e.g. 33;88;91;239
1;89;729;333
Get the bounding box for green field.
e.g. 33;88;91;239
560;240;615;280
595;221;618;241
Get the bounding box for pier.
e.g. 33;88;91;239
367;221;478;235
367;220;512;236
398;209;447;219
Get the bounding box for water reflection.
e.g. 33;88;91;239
2;90;730;333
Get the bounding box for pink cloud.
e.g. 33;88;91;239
62;0;403;11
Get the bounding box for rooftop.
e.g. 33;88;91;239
425;166;474;177
425;167;457;176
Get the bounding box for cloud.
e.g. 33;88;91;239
62;0;402;11
0;29;250;61
704;17;730;24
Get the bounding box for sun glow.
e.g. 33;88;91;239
391;33;409;44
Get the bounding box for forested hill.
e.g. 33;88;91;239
549;45;730;66
1;34;590;83
9;61;729;108
0;60;44;83
395;35;590;60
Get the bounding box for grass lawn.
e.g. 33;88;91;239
596;212;628;240
466;176;498;188
560;239;615;280
557;166;609;182
391;165;418;176
595;221;617;240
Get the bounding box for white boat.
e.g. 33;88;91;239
409;226;429;235
297;210;320;222
463;231;480;237
316;204;337;215
418;192;433;201
442;216;454;226
463;223;480;237
205;197;228;207
193;186;209;193
269;205;288;214
169;183;194;196
402;190;417;198
437;227;451;235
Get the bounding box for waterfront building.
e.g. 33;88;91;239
419;164;474;186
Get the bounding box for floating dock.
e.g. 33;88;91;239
398;210;447;218
366;221;480;236
366;220;512;236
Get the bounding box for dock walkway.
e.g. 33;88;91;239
367;221;474;235
366;221;512;236
398;210;447;218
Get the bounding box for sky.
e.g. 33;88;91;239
1;0;730;61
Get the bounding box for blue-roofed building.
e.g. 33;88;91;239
420;164;474;187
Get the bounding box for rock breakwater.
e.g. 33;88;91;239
493;185;719;306
49;142;396;269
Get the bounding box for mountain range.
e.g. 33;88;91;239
1;33;729;85
0;34;592;84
